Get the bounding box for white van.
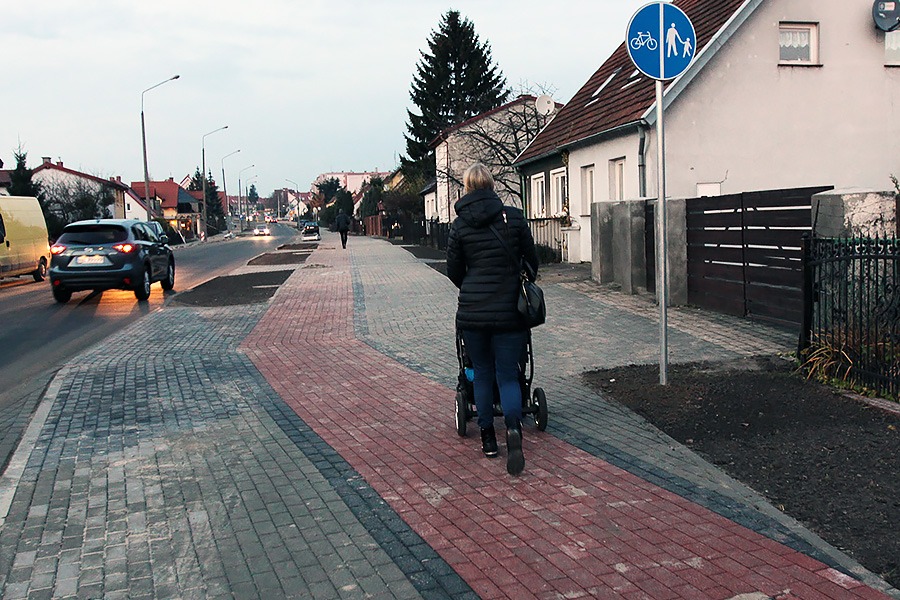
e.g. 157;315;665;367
0;196;50;281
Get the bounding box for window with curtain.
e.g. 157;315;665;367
887;30;900;65
779;23;818;63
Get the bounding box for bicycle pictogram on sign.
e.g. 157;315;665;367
629;31;658;51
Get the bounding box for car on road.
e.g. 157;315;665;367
48;219;175;303
254;224;271;236
301;223;320;241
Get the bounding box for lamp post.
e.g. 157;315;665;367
201;125;228;240
221;149;240;230
285;178;302;230
141;74;179;221
237;165;255;232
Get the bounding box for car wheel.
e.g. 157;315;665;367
52;286;71;304
134;266;152;301
32;258;47;282
160;260;175;291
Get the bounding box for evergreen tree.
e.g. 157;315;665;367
403;10;508;180
358;177;384;219
8;149;43;199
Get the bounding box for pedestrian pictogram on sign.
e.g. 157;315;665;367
627;2;696;80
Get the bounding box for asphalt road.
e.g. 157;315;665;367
0;221;298;472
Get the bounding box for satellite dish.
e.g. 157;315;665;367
534;94;556;116
873;0;900;31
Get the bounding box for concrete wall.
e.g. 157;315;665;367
812;189;898;237
591;198;687;305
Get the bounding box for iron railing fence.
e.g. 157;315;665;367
800;235;899;399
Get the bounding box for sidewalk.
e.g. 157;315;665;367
0;233;895;599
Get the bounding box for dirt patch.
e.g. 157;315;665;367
171;270;293;306
582;356;900;589
248;252;310;266
278;243;318;251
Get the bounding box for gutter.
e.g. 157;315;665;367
638;120;649;198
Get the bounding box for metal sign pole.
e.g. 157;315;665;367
626;0;694;386
655;79;668;385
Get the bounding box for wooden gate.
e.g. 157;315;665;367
685;186;832;327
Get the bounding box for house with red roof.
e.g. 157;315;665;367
130;177;202;240
32;157;148;220
515;0;900;268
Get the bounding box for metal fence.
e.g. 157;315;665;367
527;218;564;263
800;235;899;399
387;217;563;261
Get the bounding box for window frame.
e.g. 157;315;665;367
529;173;546;219
549;167;567;217
778;22;820;66
608;157;625;202
580;165;595;217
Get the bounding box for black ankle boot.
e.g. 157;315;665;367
506;422;524;476
480;426;498;458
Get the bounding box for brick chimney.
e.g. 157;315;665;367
42;157;51;165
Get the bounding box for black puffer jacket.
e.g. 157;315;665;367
446;189;538;332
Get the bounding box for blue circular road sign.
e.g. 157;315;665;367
627;2;696;80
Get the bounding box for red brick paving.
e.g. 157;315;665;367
242;242;892;600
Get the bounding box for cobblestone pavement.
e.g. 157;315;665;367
0;234;896;599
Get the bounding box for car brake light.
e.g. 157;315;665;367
113;243;136;253
50;244;66;254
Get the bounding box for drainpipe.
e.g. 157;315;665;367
638;121;649;198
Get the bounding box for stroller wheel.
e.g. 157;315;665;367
533;387;548;431
455;391;468;437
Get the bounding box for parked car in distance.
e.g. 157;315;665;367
301;223;320;241
254;224;270;236
0;196;50;282
48;219;175;303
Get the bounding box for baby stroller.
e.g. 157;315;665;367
454;328;548;436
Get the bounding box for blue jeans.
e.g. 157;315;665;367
461;329;527;430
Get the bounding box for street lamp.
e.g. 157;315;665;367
201;125;228;240
286;178;302;229
141;74;179;221
238;164;255;231
221;149;240;230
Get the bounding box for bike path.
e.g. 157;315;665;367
242;235;895;599
0;233;893;599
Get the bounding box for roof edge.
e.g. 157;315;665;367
643;0;766;124
514;121;645;168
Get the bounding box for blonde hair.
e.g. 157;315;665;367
463;163;494;194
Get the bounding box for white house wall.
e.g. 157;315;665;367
568;133;642;263
655;0;900;198
566;0;900;264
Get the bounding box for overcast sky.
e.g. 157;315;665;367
5;1;649;196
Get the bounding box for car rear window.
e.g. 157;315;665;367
57;225;128;245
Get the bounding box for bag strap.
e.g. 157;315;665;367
489;213;536;281
488;223;520;273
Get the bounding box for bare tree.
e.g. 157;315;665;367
435;83;558;207
41;178;115;234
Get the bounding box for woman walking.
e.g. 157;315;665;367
446;163;539;476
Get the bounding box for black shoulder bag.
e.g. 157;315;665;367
488;221;546;328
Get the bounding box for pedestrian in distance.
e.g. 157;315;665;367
335;209;352;249
446;163;539;476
